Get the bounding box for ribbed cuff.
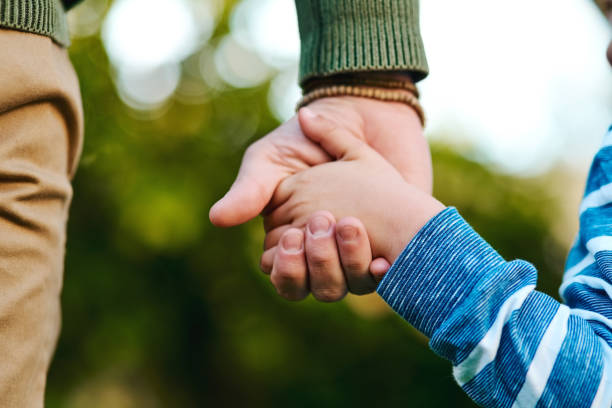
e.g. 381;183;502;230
295;0;428;87
0;0;70;47
377;207;507;338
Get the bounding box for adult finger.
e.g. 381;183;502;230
209;141;285;227
335;217;377;295
270;229;309;301
304;211;347;302
209;117;331;228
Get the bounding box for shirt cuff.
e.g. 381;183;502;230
376;207;507;338
294;0;428;87
0;0;70;47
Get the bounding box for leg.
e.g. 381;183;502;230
0;29;83;407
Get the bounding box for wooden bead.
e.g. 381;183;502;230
297;85;426;127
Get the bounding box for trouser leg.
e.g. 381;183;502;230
0;29;83;407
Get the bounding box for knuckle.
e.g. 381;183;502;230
292;200;311;222
308;254;332;271
338;240;361;253
307;243;335;266
343;260;366;275
312;287;346;303
273;268;301;284
271;263;305;287
271;272;307;301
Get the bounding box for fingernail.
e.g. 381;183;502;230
308;215;331;237
338;225;358;241
281;231;303;252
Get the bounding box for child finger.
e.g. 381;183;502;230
369;258;392;283
305;211;348;302
270;228;309;301
298;107;365;160
264;225;293;250
263;200;297;232
260;246;276;274
335;217;377;295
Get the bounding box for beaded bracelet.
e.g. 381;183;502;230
296;84;426;127
302;76;420;97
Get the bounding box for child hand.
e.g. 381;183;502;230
262;108;445;299
260;210;393;301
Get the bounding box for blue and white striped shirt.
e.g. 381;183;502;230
378;126;612;407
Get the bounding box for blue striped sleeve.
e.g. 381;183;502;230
377;207;612;408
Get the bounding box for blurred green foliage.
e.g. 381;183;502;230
45;1;571;407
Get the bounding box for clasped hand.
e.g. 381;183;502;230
210;97;441;302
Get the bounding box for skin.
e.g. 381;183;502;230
209;96;431;226
210;94;432;300
263;108;445;301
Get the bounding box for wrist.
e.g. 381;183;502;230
298;87;425;127
298;72;425;127
377;187;446;262
376;208;509;340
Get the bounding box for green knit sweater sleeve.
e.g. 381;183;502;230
0;0;71;46
294;0;428;86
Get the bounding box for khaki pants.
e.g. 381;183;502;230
0;29;83;407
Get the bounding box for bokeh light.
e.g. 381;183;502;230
268;66;301;121
115;64;181;111
102;0;199;70
213;34;272;88
230;0;300;69
419;0;612;174
101;0;215;109
67;0;109;38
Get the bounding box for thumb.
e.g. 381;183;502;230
298;107;364;160
209;147;285;227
